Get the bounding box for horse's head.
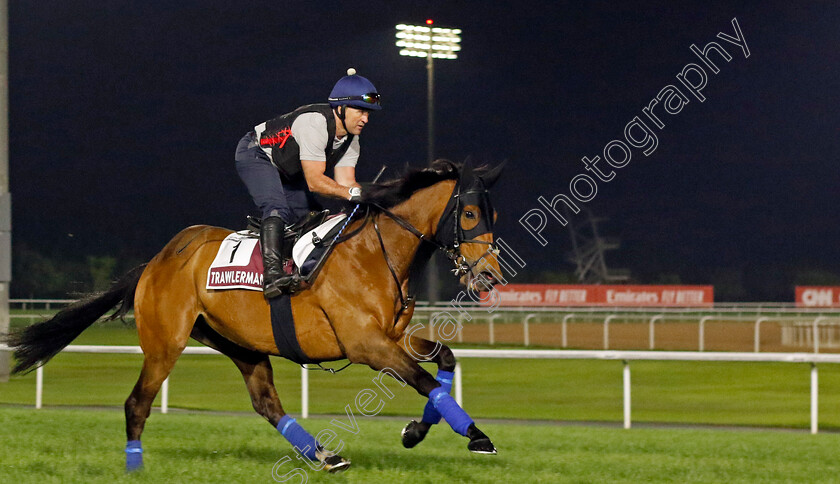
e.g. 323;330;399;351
434;160;505;292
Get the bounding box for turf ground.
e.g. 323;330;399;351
2;407;840;483
5;317;840;482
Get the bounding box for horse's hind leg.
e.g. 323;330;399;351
188;322;350;473
397;335;456;449
125;273;195;471
227;354;349;473
124;347;184;471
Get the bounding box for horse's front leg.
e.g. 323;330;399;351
344;330;496;454
396;335;456;449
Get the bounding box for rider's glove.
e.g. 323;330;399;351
348;186;362;202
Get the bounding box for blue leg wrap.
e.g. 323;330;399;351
429;386;473;436
125;440;143;471
422;370;455;424
277;415;318;460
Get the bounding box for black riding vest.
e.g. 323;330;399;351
259;103;355;181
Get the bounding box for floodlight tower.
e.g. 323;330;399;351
395;20;461;303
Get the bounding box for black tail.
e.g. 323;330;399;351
3;264;147;374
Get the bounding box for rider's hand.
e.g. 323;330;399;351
348;186;362;202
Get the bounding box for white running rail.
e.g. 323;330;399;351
1;345;838;434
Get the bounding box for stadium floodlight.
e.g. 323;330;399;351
395;23;461;59
394;19;462;167
395;19;461;304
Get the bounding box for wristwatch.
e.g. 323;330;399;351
348;187;362;199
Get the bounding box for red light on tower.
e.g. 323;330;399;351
426;19;433;25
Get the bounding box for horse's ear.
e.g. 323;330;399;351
478;160;506;188
460;156;475;182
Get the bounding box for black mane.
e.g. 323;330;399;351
359;159;460;209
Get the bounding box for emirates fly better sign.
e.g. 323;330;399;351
483;284;714;307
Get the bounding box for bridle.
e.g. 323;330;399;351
367;175;500;315
442;179;501;277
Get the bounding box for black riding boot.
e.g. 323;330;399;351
261;216;297;298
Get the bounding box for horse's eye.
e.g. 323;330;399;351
465;211;476;220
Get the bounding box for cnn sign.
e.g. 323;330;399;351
796;287;840;307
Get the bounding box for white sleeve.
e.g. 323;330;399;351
334;136;360;168
291;113;328;162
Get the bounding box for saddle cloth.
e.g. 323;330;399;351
206;214;348;291
206;232;263;290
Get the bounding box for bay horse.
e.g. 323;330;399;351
5;159;504;473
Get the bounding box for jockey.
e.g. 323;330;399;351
235;68;381;298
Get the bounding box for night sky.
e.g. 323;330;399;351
8;1;840;299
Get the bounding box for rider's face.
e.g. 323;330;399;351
343;107;370;136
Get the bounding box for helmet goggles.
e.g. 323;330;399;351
328;92;381;108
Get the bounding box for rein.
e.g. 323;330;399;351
373;216;415;317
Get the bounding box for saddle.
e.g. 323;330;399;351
246;210;329;262
243;209;349;294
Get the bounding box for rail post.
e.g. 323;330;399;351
35;365;43;409
811;363;819;434
301;366;309;418
161;377;169;414
623;360;631;429
604;315;617;350
489;314;499;346
754;317;768;352
523;314;536;346
649;315;663;350
454;361;463;406
813;317;827;354
699;316;711;351
562;314;574;348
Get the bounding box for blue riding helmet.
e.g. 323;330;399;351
328;68;382;111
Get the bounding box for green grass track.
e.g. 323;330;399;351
2;407;840;483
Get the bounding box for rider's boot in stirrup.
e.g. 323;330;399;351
260;216;297;298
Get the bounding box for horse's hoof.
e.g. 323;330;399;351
467;423;497;455
322;454;351;473
467;437;497;455
401;420;429;449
